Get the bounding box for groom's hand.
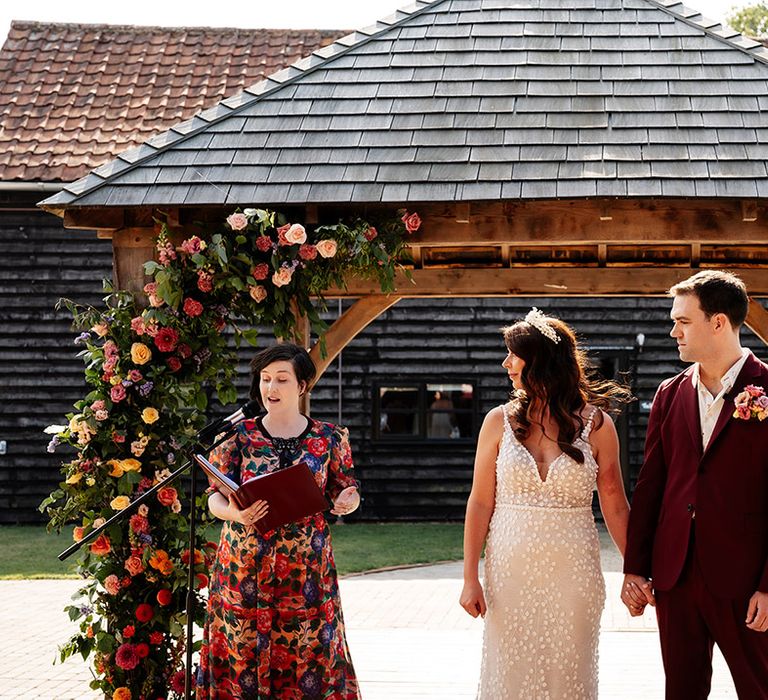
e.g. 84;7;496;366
621;574;655;614
746;591;768;632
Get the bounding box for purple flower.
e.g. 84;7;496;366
166;452;176;465
122;379;132;387
240;576;258;606
238;669;259;693
298;670;321;698
73;332;90;345
256;631;269;651
138;382;154;397
302;579;319;604
139;533;153;545
170;436;182;450
310;531;325;553
319;622;335;647
47;436;60;453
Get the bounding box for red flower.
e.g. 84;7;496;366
272;645;291;670
122;625;135;638
275;553;290;579
183;298;203;317
401;211;422;233
129;514;150;535
170;670;186;695
196;573;209;589
166;356;182;373
156;588;172;606
251;262;270;280
181;548;204;565
89;534;111;556
135;603;154;623
149;631;164;645
115;643;140;670
255;235;272;252
197;270;213;293
211;632;228;658
157;486;178;506
321;600;335;623
276;223;291;246
135;643;150;658
256;609;272;634
307;437;328;457
177;343;192;359
364;226;378;241
110;384;126;403
154;327;179;353
299;244;317;261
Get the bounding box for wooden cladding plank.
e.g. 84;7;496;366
309;295;402;386
331;267;768;297
746;298;768;346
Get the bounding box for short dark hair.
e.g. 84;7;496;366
249;343;316;400
668;270;748;329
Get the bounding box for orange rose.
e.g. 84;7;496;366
113;689;131;700
89;534;111;556
157;486;177;507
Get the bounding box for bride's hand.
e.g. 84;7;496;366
460;579;487;618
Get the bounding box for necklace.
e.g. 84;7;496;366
258;415;311;468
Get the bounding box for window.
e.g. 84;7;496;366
374;381;478;441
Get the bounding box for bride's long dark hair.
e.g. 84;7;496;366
503;312;633;464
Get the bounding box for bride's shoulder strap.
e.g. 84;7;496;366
581;405;599;440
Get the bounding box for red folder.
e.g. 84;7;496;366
194;453;329;534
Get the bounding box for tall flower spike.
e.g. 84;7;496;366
524;307;560;344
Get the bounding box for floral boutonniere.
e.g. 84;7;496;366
733;385;768;421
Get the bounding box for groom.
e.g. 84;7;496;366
622;270;768;699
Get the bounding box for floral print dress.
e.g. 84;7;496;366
197;417;361;699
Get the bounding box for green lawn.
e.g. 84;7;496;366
0;522;464;579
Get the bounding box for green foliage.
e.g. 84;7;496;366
727;2;768;37
40;208;420;698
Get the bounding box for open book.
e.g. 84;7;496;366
193;453;330;534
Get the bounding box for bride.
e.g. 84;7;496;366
460;309;635;699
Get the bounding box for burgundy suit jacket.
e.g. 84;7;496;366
624;352;768;597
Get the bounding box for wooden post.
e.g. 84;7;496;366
286;300;312;414
746;298;768;346
111;227;155;296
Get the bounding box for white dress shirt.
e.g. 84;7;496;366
691;348;751;450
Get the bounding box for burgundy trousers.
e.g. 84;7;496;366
655;535;768;699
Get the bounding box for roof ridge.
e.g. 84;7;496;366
644;0;768;65
8;20;345;36
41;0;443;207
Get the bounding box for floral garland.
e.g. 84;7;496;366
42;207;420;699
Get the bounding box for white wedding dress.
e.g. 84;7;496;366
478;404;606;699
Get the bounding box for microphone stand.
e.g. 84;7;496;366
58;426;240;700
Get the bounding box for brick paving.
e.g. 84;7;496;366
0;530;738;699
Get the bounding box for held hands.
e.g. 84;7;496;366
459;578;487;618
746;591;768;632
227;495;269;527
621;574;655;616
331;486;360;516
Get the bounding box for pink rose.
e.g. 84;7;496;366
143;282;164;308
95;409;109;421
299;244;317;261
364;226;378;241
272;267;293;287
284;224;307;245
110;384;126;403
745;385;763;398
90;400;105;411
104;574;121;595
226;213;248;231
401;211;422;233
180;235;206;255
252;263;269;281
128;370;143;382
249;285;268;303
130;316;146;335
183;298;203;317
316;239;338;258
736;405;752;420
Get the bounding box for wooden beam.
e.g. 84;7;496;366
746;298;768;346
308;295;402;388
112;228;155;296
326;267;768;298
742;201;758;223
63;207;125;231
411;199;768;245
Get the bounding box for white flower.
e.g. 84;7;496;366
44;424;68;435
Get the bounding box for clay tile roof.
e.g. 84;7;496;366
0;21;345;182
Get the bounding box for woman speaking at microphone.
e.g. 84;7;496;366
197;343;361;699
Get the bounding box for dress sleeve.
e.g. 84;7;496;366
326;425;359;502
205;429;243;492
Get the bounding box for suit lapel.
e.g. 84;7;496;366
679;368;703;458
702;352;761;459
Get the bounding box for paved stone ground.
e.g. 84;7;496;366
1;528;738;699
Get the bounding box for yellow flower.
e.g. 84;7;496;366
121;458;142;472
65;472;83;485
107;459;125;477
110;495;130;511
86;477;96;486
130;342;152;365
91;322;109;337
141;407;159;424
110;375;122;386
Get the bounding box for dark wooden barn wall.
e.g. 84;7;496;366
3;196;765;522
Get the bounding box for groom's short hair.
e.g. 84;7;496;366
669;270;748;329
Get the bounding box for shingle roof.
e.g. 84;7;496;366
41;0;768;208
0;21;342;182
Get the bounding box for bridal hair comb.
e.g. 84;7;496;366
524;308;560;344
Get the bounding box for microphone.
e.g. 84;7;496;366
198;399;261;444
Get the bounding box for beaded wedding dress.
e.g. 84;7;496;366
478;404;606;699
